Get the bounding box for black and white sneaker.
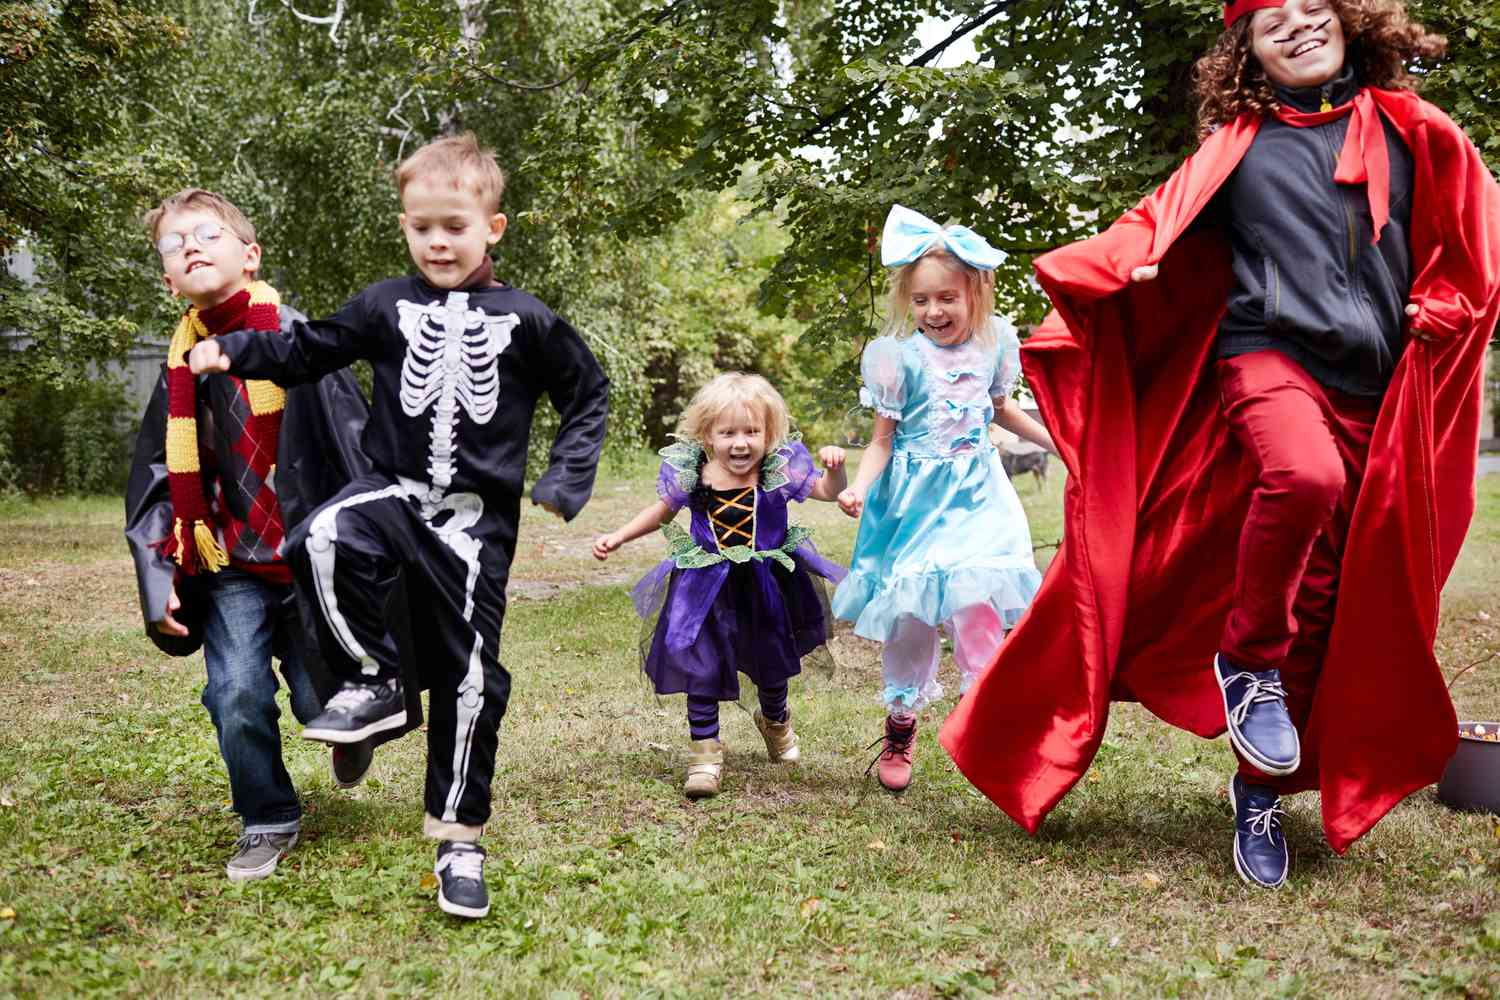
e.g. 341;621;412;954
301;678;406;744
434;841;490;919
330;738;375;788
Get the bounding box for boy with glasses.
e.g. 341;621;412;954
125;188;374;881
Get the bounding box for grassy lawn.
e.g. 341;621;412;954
0;460;1496;998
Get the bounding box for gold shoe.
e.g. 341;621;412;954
684;738;724;799
753;709;801;763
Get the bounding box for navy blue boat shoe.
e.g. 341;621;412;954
1229;774;1289;889
1215;654;1300;776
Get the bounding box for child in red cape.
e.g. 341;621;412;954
940;0;1499;887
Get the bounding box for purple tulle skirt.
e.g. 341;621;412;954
632;545;843;701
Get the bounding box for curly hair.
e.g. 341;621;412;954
1192;0;1446;138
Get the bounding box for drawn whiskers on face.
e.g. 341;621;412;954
1274;16;1332;50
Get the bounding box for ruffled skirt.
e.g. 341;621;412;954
832;447;1041;640
632;545;842;701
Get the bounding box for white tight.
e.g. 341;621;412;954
880;604;1006;712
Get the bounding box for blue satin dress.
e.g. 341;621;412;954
832;319;1041;641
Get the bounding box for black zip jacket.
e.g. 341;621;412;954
1215;66;1415;397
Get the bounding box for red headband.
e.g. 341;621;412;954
1224;0;1286;26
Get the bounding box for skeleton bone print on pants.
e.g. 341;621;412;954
305;291;521;823
203;270;612;836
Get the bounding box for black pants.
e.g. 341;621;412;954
287;473;513;830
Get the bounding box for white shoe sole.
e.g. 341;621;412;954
1215;655;1300;777
302;709;407;745
1228;778;1287;889
438;887;490;919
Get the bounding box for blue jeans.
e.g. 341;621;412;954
200;570;323;834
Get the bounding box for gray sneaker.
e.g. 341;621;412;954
226;831;299;882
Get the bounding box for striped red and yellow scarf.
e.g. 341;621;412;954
159;281;286;575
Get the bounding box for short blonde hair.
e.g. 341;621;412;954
676;373;792;452
143;188;257;248
395;132;507;213
883;245;997;347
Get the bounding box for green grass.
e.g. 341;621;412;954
0;461;1496;997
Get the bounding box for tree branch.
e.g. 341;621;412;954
798;0;1024;144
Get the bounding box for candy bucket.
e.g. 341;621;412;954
1437;722;1500;814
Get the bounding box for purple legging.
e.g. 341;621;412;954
687;684;789;740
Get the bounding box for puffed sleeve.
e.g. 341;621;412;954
769;439;822;503
858;336;907;420
988;315;1022;399
655;440;701;512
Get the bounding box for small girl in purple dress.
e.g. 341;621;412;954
593;373;848;799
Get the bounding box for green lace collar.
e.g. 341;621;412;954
658;433;801;495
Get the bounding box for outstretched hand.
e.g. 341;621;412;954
592;533;622;561
188;339;232;374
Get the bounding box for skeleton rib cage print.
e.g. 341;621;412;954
396;292;521;508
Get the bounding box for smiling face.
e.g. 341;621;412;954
909;255;974;346
1250;0;1346;90
706;402;769;481
157;207;260;309
399;173;507;289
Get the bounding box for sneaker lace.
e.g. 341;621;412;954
1246;801;1286;843
440;846;484;882
326;685;378;712
234;832;268;853
861;721;915;777
1221;672;1289;726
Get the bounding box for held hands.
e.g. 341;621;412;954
837;487;865;519
187;339;232;374
592;532;623;561
155;586;190;638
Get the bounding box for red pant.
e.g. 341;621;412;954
1215;351;1380;783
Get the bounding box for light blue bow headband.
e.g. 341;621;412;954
880;204;1007;271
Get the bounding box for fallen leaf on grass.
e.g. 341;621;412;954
0;795;13;807
866;840;886;852
1030;858;1047;866
800;897;822;920
0;907;15;920
419;873;438;891
1141;872;1163;890
647;742;671;752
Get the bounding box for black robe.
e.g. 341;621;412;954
123;305;387;705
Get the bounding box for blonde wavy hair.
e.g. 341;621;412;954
675;372;792;453
884;246;997;347
396;131;508;212
1192;0;1446;138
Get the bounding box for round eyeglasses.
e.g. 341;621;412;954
156;222;246;257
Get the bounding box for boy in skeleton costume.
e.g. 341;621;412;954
191;133;609;919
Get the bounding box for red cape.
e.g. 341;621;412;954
939;89;1500;853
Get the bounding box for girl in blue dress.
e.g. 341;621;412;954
594;373;848;799
834;205;1056;793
